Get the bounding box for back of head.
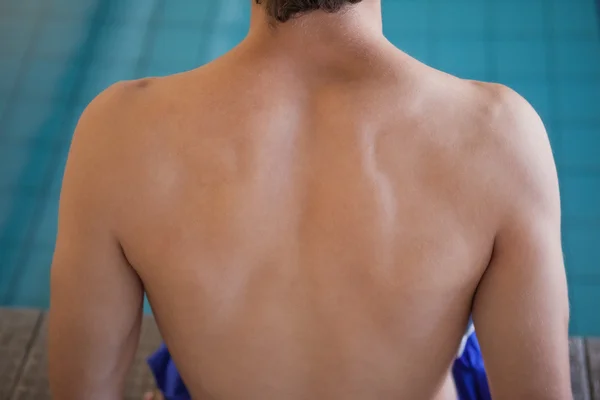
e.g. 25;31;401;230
257;0;364;22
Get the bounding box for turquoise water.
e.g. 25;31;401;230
1;0;599;334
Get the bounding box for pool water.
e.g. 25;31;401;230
1;0;599;334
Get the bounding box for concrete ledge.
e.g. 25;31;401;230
1;308;599;399
588;338;600;400
0;309;42;400
1;309;160;400
571;337;592;400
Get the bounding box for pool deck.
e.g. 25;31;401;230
0;308;159;400
1;308;599;400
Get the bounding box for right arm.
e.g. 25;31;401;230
472;87;572;400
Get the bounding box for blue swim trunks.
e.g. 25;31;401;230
147;343;191;400
148;328;490;400
452;325;491;400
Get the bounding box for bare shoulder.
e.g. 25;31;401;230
416;66;557;193
469;80;546;138
415;65;549;150
65;76;180;216
72;71;199;158
68;78;161;182
77;68;217;137
416;69;561;224
465;80;559;211
69;67;226;191
77;76;166;132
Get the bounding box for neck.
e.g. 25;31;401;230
244;0;384;58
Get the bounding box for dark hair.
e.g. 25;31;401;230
256;0;364;23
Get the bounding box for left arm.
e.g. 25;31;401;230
49;83;144;399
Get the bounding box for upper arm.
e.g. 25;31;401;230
49;83;145;399
472;86;571;400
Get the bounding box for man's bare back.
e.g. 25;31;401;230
48;2;571;399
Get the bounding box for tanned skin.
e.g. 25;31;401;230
49;1;571;399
